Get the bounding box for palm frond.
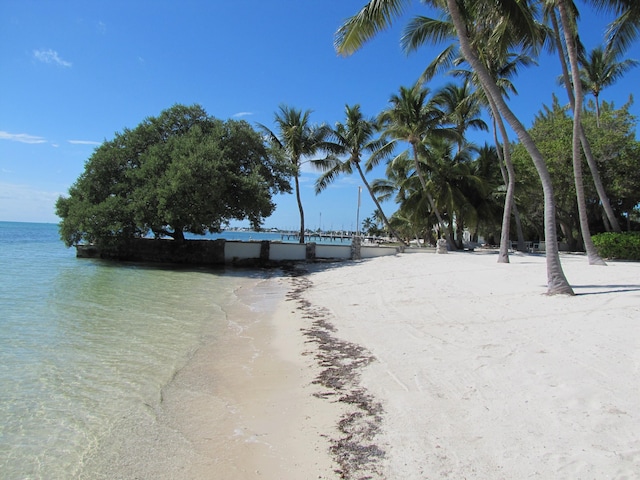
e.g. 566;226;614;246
335;0;409;56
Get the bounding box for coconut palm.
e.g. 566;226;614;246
403;8;537;260
421;137;486;248
258;105;329;244
313;104;405;244
545;4;623;233
578;44;639;127
379;151;440;245
554;0;607;265
377;83;460;246
432;80;488;152
336;0;574;294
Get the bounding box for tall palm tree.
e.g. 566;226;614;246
555;0;607;265
258;105;329;244
313;104;405;244
446;0;574;292
378;82;459;246
379;151;440;245
432;80;488;152
546;4;623;233
578;44;638;127
422;137;486;248
403;8;536;261
336;0;574;294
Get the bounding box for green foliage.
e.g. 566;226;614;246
511;95;640;244
56;104;292;247
592;232;640;260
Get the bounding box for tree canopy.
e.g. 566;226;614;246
512;96;640;248
56;104;292;247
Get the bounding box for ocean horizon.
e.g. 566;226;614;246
0;221;285;479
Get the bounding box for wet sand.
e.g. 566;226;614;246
156;272;341;479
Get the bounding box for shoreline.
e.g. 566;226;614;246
153;270;342;479
82;251;640;479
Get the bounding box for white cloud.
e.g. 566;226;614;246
233;112;254;118
97;21;106;34
68;139;101;145
0;131;47;144
33;49;72;67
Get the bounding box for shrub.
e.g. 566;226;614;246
592;232;640;261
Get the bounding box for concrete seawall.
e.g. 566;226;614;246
75;238;400;266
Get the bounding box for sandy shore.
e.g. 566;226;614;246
102;251;639;479
301;251;640;479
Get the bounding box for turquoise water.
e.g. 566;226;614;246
0;222;273;479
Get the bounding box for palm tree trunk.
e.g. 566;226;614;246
550;9;621;233
488;98;516;263
557;0;606;265
411;143;453;249
294;173;305;244
446;0;573;294
355;162;406;246
492;115;526;254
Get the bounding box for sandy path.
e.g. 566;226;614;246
304;251;640;479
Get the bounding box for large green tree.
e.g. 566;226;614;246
56;104;291;247
512;96;640;245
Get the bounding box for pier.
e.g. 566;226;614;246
279;232;381;244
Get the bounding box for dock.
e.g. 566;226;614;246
280;232;381;244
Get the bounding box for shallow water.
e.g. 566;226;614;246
0;222;276;479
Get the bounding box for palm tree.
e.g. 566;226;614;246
432;80;488;152
313;104;405;244
555;0;607;265
258;105;329;244
336;0;574;294
578;44;638;127
546;4;623;233
422;137;486;248
402;8;537;261
335;0;573;295
378;82;459;246
378;151;440;245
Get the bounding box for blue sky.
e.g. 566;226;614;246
1;1;638;232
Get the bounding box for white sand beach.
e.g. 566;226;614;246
115;251;639;479
298;251;640;479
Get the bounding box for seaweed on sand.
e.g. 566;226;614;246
285;266;385;480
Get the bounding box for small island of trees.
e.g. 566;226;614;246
56;104;293;247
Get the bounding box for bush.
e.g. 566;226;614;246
592;232;640;261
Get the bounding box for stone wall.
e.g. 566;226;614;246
75;238;399;266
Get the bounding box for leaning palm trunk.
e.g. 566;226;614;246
550;9;622;234
354;162;406;246
446;0;573;294
557;0;606;265
487;96;518;263
491;116;526;255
